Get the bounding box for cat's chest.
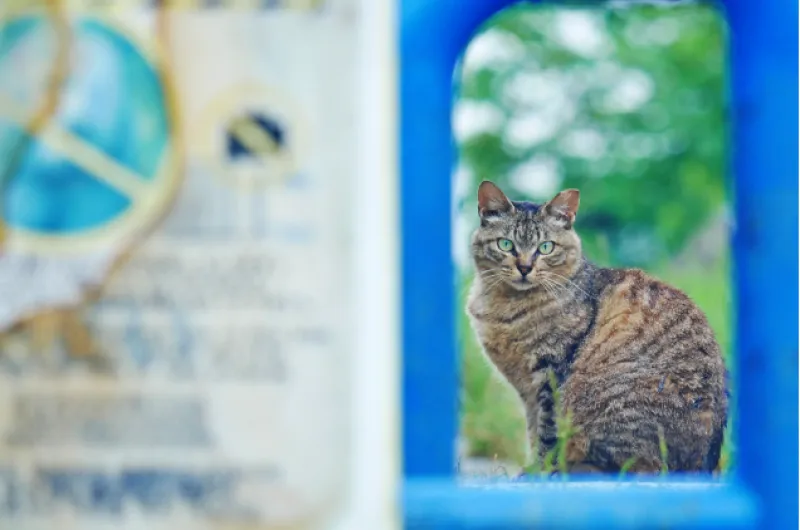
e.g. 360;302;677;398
468;289;590;362
471;308;560;352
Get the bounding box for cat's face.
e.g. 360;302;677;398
471;181;583;292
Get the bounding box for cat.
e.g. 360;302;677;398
466;181;728;473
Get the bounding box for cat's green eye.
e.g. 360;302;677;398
497;239;514;252
538;241;555;255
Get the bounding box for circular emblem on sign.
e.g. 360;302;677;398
0;14;181;256
196;84;310;191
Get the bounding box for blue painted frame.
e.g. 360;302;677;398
400;0;798;528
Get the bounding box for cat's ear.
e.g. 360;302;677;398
477;181;514;220
544;189;580;229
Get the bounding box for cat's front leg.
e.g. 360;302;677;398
523;369;550;462
525;401;540;460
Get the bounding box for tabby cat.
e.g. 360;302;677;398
466;181;727;473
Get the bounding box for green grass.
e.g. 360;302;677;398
458;254;735;472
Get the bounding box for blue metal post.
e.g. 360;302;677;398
726;0;799;528
400;0;522;477
400;0;797;527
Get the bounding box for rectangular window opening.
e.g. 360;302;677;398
452;1;738;484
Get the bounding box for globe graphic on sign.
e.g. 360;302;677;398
0;16;178;252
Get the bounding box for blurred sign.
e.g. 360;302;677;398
1;0;327;11
0;14;180;327
0;1;368;527
196;84;310;190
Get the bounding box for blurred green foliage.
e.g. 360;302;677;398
455;3;733;467
455;2;727;267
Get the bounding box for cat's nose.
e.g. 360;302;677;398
517;264;533;277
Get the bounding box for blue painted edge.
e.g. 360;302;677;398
400;0;525;477
400;0;798;527
725;0;800;529
404;478;760;530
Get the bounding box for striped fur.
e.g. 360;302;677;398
466;182;727;473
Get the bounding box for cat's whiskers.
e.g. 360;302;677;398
539;281;560;307
537;277;558;301
478;268;511;292
538;277;570;317
540;271;591;299
539;276;563;301
478;274;502;290
462;269;501;297
479;269;506;280
482;275;509;292
478;267;504;279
